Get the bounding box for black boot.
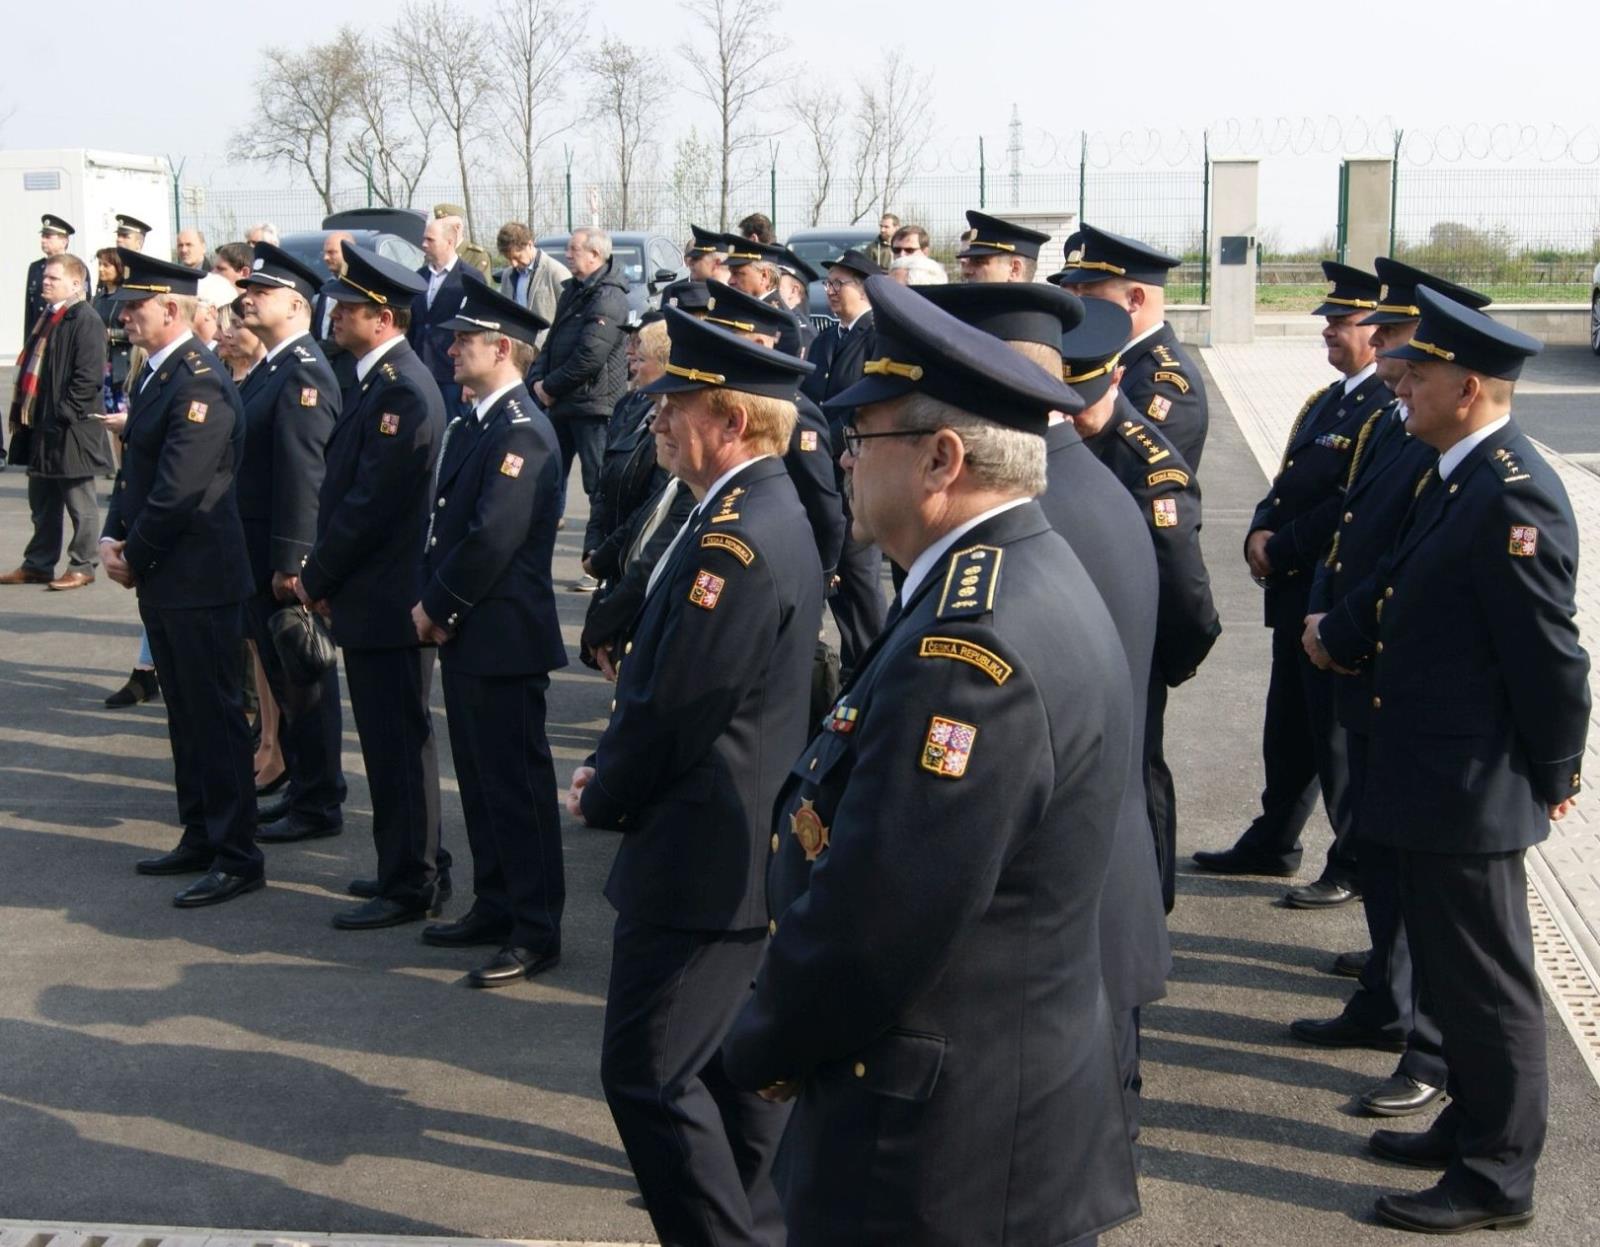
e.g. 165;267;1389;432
106;667;160;708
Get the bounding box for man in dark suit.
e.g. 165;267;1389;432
233;243;346;845
1296;261;1493;1118
409;212;483;413
1;252;111;590
801;248;887;673
415;284;568;988
298;243;448;930
722;276;1140;1247
1194;262;1392;911
1059;298;1222;915
1051;223;1210;471
565;311;821;1247
100;251;260;907
919;280;1174;1136
1354;290;1589;1235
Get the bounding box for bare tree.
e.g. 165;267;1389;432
394;0;497;239
338;28;437;207
670;128;718;238
678;0;789;231
234;39;352;214
845;49;931;224
791;83;843;226
493;0;578;221
583;37;668;229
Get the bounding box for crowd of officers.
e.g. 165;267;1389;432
1;197;1587;1242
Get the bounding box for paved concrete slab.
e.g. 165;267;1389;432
0;360;1596;1243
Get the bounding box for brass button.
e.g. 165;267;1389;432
429;536;437;547
610;699;616;711
624;641;633;655
1384;587;1394;598
1375;642;1384;654
1286;458;1294;468
768;919;778;935
853;1061;866;1078
1334;562;1342;573
437;497;446;507
1273;496;1282;505
809;758;818;771
1344;511;1353;523
1372;696;1382;709
1449;483;1459;494
771;833;780;853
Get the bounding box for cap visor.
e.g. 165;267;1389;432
1067;374;1114;407
321;278;380;304
821;373;918;411
1312;302;1375;318
956;244;1013;260
1379;342;1433;364
639;373;711;396
1048;267;1110;286
1358;309;1418;326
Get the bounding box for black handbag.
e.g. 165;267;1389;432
268;604;337;685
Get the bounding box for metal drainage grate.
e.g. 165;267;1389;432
1528;872;1600;1085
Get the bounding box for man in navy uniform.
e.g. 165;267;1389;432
800;248;887;673
1051;223;1210;470
919;280;1173;1133
24;215;74;338
1057;298;1221;919
722;276;1140;1247
1194;262;1391;910
115;214;153;251
409;211;484;411
415;284;568;987
565;311;821;1247
724;237;811;358
1296;260;1491;1115
297;243;448;930
103;251;261;907
1356;288;1588;1234
233;242;347;845
684;225;731;282
954;208;1051;284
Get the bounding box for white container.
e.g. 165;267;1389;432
0;148;172;355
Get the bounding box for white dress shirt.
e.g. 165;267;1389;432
1438;414;1511;481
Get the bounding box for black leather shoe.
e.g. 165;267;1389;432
1375;1183;1532;1233
136;845;213;876
1289;1014;1406;1052
256;795;292;823
1285;878;1360;908
1361;1074;1446;1117
1369;1127;1455;1169
351;874;452;902
1191;846;1299;877
173;869;265;908
255;771;289;797
106;667;161;708
422;905;508;948
331;896;438;930
468;945;560;987
1331;948;1371;978
256;815;342;844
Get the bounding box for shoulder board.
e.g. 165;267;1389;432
1491;446;1532;484
701;531;755;565
291;343;316;363
1150;342;1180;368
1148;466;1190;488
180;349;212;376
1152;368;1189;394
1118;419;1171;465
936;544;1003;620
380;361;398;382
506;397;532;424
709;483;746;524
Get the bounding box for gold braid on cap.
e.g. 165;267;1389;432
862;357;925;381
1408;338;1456;362
1322;295;1379;309
1064;258;1126;276
339;276;390;306
665;363;726;385
1063;352;1122;385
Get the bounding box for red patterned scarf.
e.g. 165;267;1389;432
11;298;77;429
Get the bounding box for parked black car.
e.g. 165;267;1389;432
535;232;687;321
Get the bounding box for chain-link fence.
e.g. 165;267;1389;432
1391;166;1600;302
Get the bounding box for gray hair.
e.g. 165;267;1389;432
572;227;612;261
890;253;948;285
897;393;1046;496
246;222;280;244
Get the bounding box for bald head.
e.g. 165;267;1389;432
323;231;356;276
422;216;462;269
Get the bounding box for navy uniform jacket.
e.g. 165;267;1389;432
581;457;824;931
421;386;567;677
799;311;874;407
1039;420;1170;1012
724;502;1139;1247
785;395;846;578
1249;370;1392;629
300;339;445;649
580;478;698;664
235;333;339;590
761;287;808;359
585;390;660;562
23;256;47;333
1362;420;1589;854
1310;401;1437;734
408;262;485;389
1086;399;1222;685
103;337;252;609
1121;322;1209;470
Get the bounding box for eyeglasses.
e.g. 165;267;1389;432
840;426;937;455
823;278;857;292
890;245;920;255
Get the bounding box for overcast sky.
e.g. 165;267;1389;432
5;0;1597;247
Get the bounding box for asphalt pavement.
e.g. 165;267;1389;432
1497;344;1600;454
0;361;1597;1243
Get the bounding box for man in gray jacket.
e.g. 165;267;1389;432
496;222;569;350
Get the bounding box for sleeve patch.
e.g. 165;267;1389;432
500;452;524;477
185;400;208;423
701;532;755;565
1147;467;1189;488
1508;525;1538;557
937;545;1003;619
379;412;400;435
920;715;977;779
918;636;1013;685
1153;369;1190;394
798;429;819;451
300;387;320;407
688;569;726;610
1152;497;1179;528
1146;395;1172;422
